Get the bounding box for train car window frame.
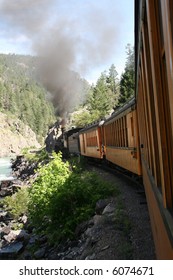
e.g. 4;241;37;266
86;130;98;147
158;0;173;208
170;0;173;38
141;8;162;188
146;0;173;208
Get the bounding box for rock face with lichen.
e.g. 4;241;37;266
0;112;41;157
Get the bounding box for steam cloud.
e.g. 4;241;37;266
0;0;121;117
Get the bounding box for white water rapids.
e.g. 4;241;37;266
0;157;14;183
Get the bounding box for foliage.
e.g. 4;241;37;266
28;152;118;241
107;64;119;97
118;44;135;106
21;147;49;163
89;72;113;117
3;187;29;219
71;65;120;127
71;109;93;127
0;53;56;140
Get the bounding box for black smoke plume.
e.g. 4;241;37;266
0;0;121;117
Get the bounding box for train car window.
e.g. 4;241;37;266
130;117;134;137
106;125;109;146
106;126;109;145
125;116;128;147
119;119;122;146
141;48;154;172
116;120;119;146
111;123;113;146
122;117;124;147
170;0;173;38
122;117;127;147
82;134;86;154
118;119;121;146
114;121;117;146
112;122;115;146
105;125;110;146
113;122;116;146
142;8;162;189
122;117;125;147
109;124;111;146
158;0;173;208
120;118;123;146
86;131;97;147
146;0;173;208
158;0;164;51
115;120;118;146
105;116;131;148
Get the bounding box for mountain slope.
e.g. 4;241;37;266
0;53;56;141
0;112;41;157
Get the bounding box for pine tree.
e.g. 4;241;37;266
89;71;116;118
0;54;56;140
118;44;135;106
107;64;119;107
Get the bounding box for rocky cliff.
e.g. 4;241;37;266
0;112;41;157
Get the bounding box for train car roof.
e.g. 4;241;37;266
79;119;104;133
79;98;136;133
104;97;136;124
64;127;82;137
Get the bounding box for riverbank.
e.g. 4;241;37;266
0;154;156;260
0;155;37;259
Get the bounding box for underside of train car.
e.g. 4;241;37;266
135;0;173;259
103;99;142;175
79;121;104;159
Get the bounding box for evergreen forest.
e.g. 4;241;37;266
0;44;134;136
0;53;56;142
70;44;135;127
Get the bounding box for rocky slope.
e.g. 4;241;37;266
0;112;41;157
0;159;155;260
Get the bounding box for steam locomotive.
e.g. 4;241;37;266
64;0;173;259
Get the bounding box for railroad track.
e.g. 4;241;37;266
85;157;147;204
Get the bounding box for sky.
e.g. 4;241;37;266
0;0;134;84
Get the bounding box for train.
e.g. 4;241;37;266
64;0;173;259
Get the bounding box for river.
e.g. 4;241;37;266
0;157;14;183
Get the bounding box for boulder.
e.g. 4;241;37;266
0;226;11;236
0;211;8;222
95;199;109;215
0;241;24;259
34;247;46;259
102;203;116;215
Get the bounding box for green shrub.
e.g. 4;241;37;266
22;147;49;163
28;152;71;230
28;152;118;242
3;187;29;219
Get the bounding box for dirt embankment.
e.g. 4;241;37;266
0;112;41;157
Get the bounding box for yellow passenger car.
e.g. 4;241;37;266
104;98;142;175
79;121;104;159
135;0;173;259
